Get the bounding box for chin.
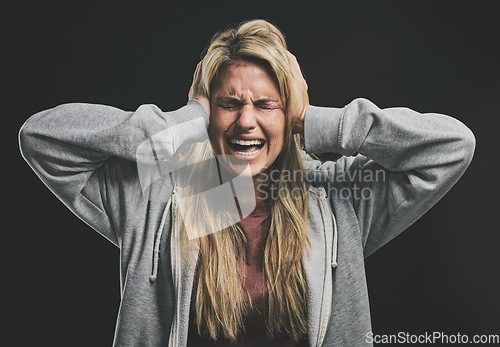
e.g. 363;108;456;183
217;155;265;178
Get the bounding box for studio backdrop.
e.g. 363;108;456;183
5;1;499;346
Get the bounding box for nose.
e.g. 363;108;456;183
235;105;257;131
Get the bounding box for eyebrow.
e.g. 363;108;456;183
215;96;243;103
215;96;280;105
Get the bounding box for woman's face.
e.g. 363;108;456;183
209;61;286;177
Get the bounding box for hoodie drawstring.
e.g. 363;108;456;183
150;197;172;283
331;211;338;268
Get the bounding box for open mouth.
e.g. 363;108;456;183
227;138;265;156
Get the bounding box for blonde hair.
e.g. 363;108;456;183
179;19;310;342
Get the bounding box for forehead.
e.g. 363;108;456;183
212;61;280;97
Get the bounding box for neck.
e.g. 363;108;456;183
252;174;268;204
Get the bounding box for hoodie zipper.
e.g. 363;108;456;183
316;187;337;347
168;189;181;347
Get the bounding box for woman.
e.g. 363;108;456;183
19;19;475;346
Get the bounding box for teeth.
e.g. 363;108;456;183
234;148;259;156
229;138;264;146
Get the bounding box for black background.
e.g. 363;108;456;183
4;1;500;346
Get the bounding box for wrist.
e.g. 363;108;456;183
292;106;307;136
303;104;344;154
190;97;210;119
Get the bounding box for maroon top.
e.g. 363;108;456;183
187;202;309;347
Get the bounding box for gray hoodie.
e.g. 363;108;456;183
19;98;475;346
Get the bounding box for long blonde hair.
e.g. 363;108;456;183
178;19;310;342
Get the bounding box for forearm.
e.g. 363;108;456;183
20;100;206;162
19;101;208;186
304;98;475;174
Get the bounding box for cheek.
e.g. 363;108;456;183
266;125;286;157
269;114;286;144
272;115;289;156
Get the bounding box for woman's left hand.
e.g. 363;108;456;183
287;51;309;135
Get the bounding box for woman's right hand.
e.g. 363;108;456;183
188;60;211;118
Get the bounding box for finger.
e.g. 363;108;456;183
193;62;201;80
287;51;308;91
189;60;203;100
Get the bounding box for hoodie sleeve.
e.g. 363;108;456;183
304;98;475;257
19;100;209;247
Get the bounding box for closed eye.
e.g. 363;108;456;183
216;97;243;110
254;99;281;111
